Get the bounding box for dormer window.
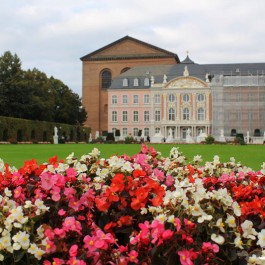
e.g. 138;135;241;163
133;78;139;86
144;77;150;86
123;78;128;87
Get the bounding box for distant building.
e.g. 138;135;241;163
81;36;265;142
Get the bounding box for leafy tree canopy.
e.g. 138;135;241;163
0;51;87;125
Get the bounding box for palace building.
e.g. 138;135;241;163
81;36;265;143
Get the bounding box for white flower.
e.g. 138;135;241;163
28;243;45;260
75;162;88;173
234;234;244;249
156;214;167;223
0;234;11;248
0;254;4;261
193;155;202;163
12;231;30;250
140;208;148;215
4;188;12;197
211;233;225;245
248;254;262;264
257;229;265;248
225;215;236;228
232;201;241;216
241;220;257;240
91;148;100;157
216;218;225;233
197;214;212;223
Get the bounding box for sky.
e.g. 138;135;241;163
1;0;265;97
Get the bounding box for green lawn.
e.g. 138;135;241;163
0;143;264;170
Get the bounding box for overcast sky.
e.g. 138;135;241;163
1;0;264;96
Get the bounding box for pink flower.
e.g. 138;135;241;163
58;209;66;216
14;186;25;200
202;242;219;253
153;168;165;181
174;218;181;232
51;186;61;201
128;250;139;263
62;217;82;235
83;235;97;252
69;244;78;257
178;249;198;265
64;187;76;199
165;175;174;186
40;172;57;190
54;228;66;238
141;143;148;154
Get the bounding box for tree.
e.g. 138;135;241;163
0;51;23;116
0;51;87;125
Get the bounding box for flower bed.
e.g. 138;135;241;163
0;145;265;264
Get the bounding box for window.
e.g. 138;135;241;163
144;111;150;122
101;70;112;89
112;95;117;104
123;78;128;87
133;128;138;137
236;94;241;102
122;95;128;104
144;95;150;104
144;77;150;86
133;78;139;86
168;94;175;102
112;111;117;122
197;94;204;102
122;128;128;136
122;111;128;122
112;128;116;134
155;128;160;134
133;111;139;122
154;94;161;104
198;108;204;121
183;94;189;102
155;110;161;121
133;95;139;104
183;108;189;120
144;128;150;136
168;108;175;121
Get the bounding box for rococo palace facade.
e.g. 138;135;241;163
81;36;265;143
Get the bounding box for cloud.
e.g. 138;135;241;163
0;0;265;96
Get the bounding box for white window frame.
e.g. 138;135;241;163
122;95;128;104
122;111;128;122
144;111;150;122
144;94;150;104
112;111;117;122
155;110;161;121
198;107;204;121
133;95;139;104
112;95;117;104
133;111;139;122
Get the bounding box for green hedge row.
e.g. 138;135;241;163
0;116;90;143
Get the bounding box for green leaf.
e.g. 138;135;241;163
13;249;25;263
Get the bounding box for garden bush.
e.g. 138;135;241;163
0;145;265;264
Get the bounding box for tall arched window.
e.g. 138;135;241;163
198;107;204;120
133;78;139;86
144;77;150;86
101;70;112;89
123;78;128;87
183;108;189;120
168;108;175;121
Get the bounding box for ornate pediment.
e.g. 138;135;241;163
165;76;208;89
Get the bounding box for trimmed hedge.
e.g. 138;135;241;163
0;116;90;143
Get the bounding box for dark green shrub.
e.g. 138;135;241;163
205;135;215;144
124;136;134;144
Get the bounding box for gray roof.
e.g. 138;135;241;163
109;56;265;89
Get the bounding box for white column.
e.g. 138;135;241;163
163;93;167;121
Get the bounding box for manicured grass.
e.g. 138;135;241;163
0;143;264;170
